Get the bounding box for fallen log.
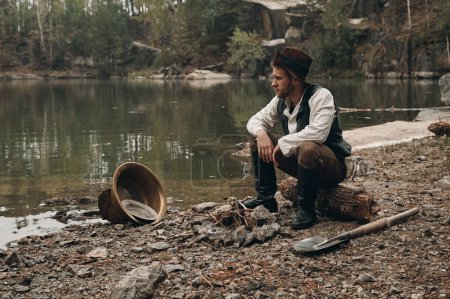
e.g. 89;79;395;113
279;177;378;223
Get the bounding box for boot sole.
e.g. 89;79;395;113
242;199;278;213
291;220;316;230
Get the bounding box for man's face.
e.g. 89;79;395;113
271;66;294;98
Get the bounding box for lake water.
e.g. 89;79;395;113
0;78;443;246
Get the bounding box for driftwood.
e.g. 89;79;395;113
279;177;378;223
428;120;450;136
209;200;256;230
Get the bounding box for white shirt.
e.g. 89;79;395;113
246;87;336;157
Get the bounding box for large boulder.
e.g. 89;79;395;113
439;73;450;106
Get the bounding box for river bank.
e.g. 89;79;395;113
0;127;449;298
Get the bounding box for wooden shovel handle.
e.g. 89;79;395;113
333;207;419;241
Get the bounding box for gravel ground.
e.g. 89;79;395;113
0;136;449;299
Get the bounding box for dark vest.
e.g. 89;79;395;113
276;84;352;161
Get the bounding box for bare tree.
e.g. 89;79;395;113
447;33;450;63
36;0;46;56
406;0;411;31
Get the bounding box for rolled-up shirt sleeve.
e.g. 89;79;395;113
246;96;280;136
278;88;336;157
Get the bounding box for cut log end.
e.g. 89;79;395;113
428;120;450;136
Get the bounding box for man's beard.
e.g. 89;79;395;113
276;80;294;99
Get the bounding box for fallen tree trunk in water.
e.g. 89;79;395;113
279;177;378;223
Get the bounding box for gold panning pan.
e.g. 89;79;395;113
98;162;167;225
122;199;158;223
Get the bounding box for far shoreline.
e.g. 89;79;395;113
0;69;444;82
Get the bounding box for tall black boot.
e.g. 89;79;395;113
292;167;320;229
242;147;278;213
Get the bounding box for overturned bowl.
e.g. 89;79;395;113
98;162;167;225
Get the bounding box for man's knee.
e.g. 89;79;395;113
296;141;322;169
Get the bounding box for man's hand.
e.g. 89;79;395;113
272;144;281;167
256;130;274;163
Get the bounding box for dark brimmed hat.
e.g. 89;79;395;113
273;47;313;79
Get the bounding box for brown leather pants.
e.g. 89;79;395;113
250;133;347;195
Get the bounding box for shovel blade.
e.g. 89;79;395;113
293;236;326;253
293;235;348;253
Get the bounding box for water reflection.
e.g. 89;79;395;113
0;211;107;247
0;79;444;230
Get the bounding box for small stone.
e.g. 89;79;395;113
150;242;170;251
59;240;76;247
276;291;289;298
170;292;184;299
245;280;262;292
225;293;243;299
114;224;125;230
416;155;427;162
436;176;450;190
422;229;434;237
14;285;30;293
5;252;19;267
252;223;279;242
389;286;401;294
67;265;93;278
355;273;376;284
254;290;270;299
131;247;145;253
232;226;247;247
164;264;185;273
86;247;108;259
251;205;276;224
191;202;219;212
77;268;93;278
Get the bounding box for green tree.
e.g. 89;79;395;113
438;1;450;64
226;28;267;76
171;0;253;66
91;1;131;76
46;0;67;69
0;1;19;37
310;0;357;75
16;0;37;35
67;0;92;58
134;0;174;47
175;0;219;64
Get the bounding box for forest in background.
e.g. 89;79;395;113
0;0;259;77
0;0;450;78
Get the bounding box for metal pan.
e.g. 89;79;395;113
122;199;158;223
293;207;419;254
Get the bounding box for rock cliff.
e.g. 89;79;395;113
247;0;450;78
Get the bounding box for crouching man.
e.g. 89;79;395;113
243;47;352;229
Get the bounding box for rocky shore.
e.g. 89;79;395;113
0;134;449;299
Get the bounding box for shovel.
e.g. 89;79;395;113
293;207;419;254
